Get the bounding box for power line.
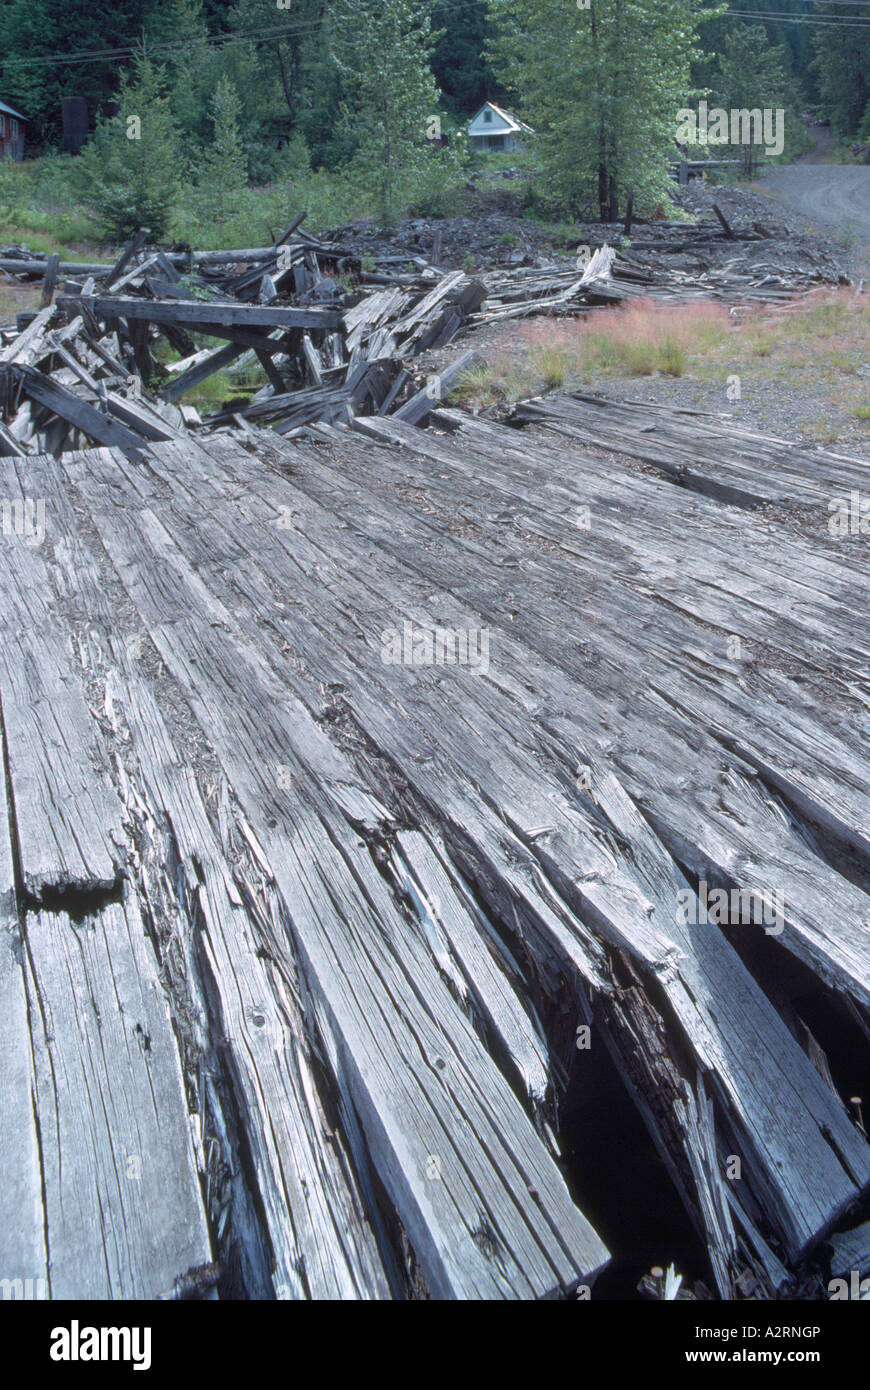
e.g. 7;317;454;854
0;0;490;70
4;1;869;78
0;18;326;71
723;6;870;22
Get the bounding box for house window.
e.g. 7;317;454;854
484;109;492;123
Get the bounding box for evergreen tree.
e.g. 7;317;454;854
195;75;249;241
77;50;181;241
713;27;791;174
812;3;870;136
432;0;495;114
146;0;213;146
488;0;712;220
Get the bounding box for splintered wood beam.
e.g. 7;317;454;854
301;334;323;386
0;422;27;457
391;351;479;425
61;294;344;332
274;212;308;245
103;391;185;442
12;365;148;459
0;306;57;366
712;202;735;239
254;348;288;394
103;226;150;288
39;253;60;309
126;315;156;382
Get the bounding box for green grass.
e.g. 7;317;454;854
0;153;470;257
156;341;271;410
0;156;102;254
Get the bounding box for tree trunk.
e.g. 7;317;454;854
591;5;609;223
274;40;296;125
598;162;609;222
381;101;393;229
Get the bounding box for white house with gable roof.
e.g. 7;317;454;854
468;102;532;153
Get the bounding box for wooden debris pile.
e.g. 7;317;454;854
3;398;870;1299
0;223;486;453
475;236;847;324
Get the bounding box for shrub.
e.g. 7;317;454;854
76;52;181;242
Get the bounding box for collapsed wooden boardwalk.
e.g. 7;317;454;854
2;394;870;1299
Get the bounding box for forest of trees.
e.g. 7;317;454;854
0;0;866;236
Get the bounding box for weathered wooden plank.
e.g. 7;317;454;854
24;894;213;1298
200;421;870;1260
13;365;147;459
511;392;870;506
0;746;48;1298
103;390;186;442
391;351;479;426
0;500;125;897
64;294;344;332
87;429;870;1271
62;444;610;1299
0;306;57;366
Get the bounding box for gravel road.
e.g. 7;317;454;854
759;167;870;238
756;130;870;273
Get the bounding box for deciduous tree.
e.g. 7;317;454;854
487;0;712;220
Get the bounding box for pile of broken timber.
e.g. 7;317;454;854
476;243;844;324
1;206;846;457
0;223;485;455
3;392;870;1300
